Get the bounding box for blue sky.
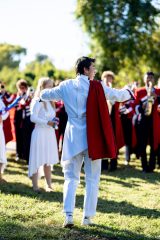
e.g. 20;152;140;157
0;0;90;69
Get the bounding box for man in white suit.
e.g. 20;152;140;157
40;57;133;227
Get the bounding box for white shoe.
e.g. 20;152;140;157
81;217;93;226
15;156;19;161
124;160;129;166
63;215;74;228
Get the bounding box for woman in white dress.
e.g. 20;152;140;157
29;77;59;192
0;99;9;182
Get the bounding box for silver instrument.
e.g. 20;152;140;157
144;81;154;116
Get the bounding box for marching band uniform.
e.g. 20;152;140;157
101;71;125;171
40;74;133;224
1;92;16;143
55;100;68;154
134;86;160;172
119;99;135;164
14;94;34;163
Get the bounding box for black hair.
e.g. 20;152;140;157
146;71;154;76
75;56;95;75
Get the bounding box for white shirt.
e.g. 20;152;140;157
40;75;132;162
30;98;56;128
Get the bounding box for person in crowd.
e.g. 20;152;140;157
55;99;68;157
14;79;34;163
28;77;59;192
101;71;125;171
134;72;160;172
40;56;134;228
0;82;15;143
154;78;160;169
119;83;137;165
0;98;9;182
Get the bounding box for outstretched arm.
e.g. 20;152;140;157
40;83;63;101
102;82;134;102
0;101;9;120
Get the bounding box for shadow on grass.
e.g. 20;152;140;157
5;168;26;175
74;194;160;220
7;158;160;186
0;220;159;240
78;224;160;240
0;181;63;204
7;158;28;171
100;177;140;188
96;198;160;219
1;179;159;220
101;166;160;184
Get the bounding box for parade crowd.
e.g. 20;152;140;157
0;57;160;227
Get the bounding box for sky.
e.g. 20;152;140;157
0;0;90;70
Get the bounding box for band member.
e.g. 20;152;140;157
29;78;59;192
134;72;160;172
0;83;15;105
119;87;135;165
0;99;9;182
55;100;68;156
154;87;160;169
101;71;125;171
14;79;34;163
40;56;134;228
0;82;15;143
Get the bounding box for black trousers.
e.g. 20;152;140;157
135;115;156;171
14;111;34;163
121;115;133;162
101;158;117;171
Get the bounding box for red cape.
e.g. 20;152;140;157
86;80;117;160
112;102;125;150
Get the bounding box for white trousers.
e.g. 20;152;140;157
63;150;101;217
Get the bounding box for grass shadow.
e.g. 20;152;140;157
96;198;160;219
0;181;63;203
0;219;159;240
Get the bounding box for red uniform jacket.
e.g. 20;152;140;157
134;87;160;151
86;80;117;160
2;94;16;143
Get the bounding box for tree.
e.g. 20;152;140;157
76;0;160;83
0;67;22;92
0;44;75;91
0;43;26;70
23;58;56;86
35;53;49;62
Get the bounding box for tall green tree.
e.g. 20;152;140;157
0;43;26;70
23;58;56;86
76;0;160;83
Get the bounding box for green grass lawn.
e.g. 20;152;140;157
0;152;160;240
